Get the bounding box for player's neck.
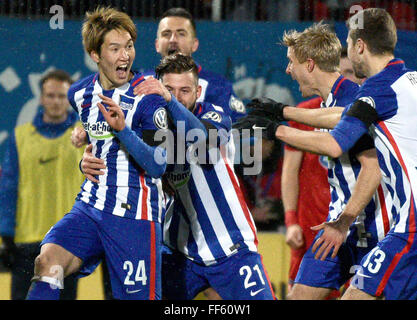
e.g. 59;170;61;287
315;72;341;101
42;112;68;124
366;54;395;78
98;71;134;90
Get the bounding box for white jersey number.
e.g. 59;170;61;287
123;260;147;285
363;247;386;274
239;264;266;289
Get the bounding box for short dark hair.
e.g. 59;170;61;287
347;8;397;55
155;53;199;83
341;46;348;58
160;7;196;37
40;70;73;92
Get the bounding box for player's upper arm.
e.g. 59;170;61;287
136;94;168;130
282;147;303;175
135;94;169;147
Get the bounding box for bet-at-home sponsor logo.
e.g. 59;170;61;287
83;122;114;140
167;169;191;189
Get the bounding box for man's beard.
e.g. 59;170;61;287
353;61;368;79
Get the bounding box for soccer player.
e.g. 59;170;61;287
26;7;167;300
249;8;417;300
82;53;276;300
151;7;246;123
283;47;363;295
238;22;392;300
95;7;247;299
0;70;83;300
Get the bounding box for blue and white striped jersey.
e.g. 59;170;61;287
340;59;417;235
322;75;393;248
67;72;166;222
163;102;258;265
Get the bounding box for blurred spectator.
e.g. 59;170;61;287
0;70;84;300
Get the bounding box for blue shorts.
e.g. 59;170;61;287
295;230;373;290
41;200;162;300
162;248;276;300
351;232;417;300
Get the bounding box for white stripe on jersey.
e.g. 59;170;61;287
177;185;216;262
390;72;417;195
197;78;209;103
190;157;236;256
155;178;165;222
372;130;406;232
374;181;394;240
215;147;258;253
327;153;357;220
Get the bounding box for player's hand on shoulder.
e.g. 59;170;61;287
133;77;171;102
247;97;287;122
71;126;87;148
81;144;106;184
98;94;126;132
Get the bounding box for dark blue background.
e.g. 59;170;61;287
0;17;416;161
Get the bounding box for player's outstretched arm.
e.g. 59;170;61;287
283;106;344;129
233;114;343;157
247;97;344;129
275;125;343;158
311;147;381;260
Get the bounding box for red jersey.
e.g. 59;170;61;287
284;97;330;247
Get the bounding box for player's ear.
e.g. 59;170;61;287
357;38;365;55
192;37;199;53
90;51;100;63
155;38;161;54
196;84;202;100
307;58;315;73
